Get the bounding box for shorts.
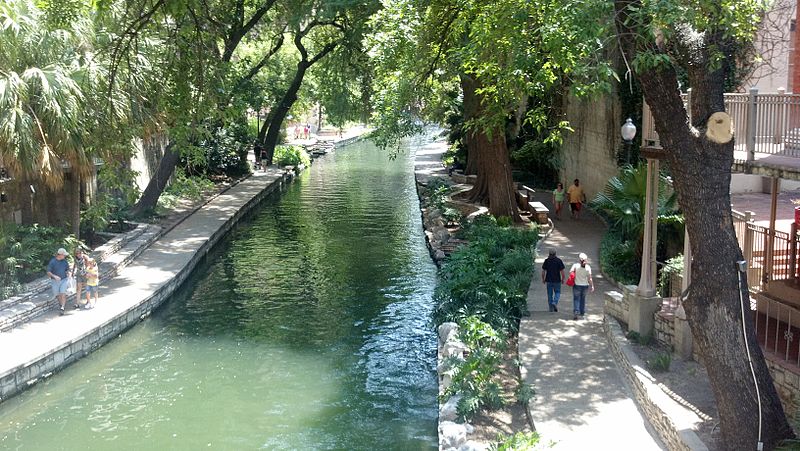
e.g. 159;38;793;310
570;202;582;212
86;285;98;295
51;279;69;297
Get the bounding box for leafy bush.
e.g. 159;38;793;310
491;431;541;451
0;224;84;299
441;316;506;420
647;352;672;372
658;254;684;298
599;232;639;285
435;215;537;333
273;145;311;167
158;169;216;209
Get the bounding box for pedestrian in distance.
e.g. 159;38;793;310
567;178;586;220
46;248;71;315
303;124;310;140
260;146;268;172
569;252;594;320
73;247;88;309
541;248;565;312
552;182;566;220
84;258;99;309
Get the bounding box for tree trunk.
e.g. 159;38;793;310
261;62;308;165
130;143;178;217
69;172;81;237
614;1;794;447
461;75;520;221
461;75;479;176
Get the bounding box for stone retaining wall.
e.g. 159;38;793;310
603;315;709;451
654;311;676;348
765;357;800;423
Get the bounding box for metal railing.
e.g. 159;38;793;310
754;295;800;368
731;209;800;291
643;88;800;159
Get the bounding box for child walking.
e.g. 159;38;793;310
84;258;99;309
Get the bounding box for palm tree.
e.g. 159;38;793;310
0;0;96;233
590;163;680;254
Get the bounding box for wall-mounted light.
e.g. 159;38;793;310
621;118;637;144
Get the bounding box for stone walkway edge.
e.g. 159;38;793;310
0;132;367;405
603;315;709;451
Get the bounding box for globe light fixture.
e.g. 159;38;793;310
621;118;637;143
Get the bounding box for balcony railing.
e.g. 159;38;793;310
643;88;800;161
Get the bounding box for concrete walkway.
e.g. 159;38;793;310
0;168;289;402
519;204;665;450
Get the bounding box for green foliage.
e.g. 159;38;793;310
273;145;311;168
658;254;684;298
626;330;654;346
442;316;507;420
599;232;639;285
203;120;252;177
435;215;537;333
591;163;678;243
491;431;542;451
515;381;536;406
158;169;215;209
647;352;672;373
0;223;84;299
510;139;561;187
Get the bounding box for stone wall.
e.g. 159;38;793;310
654;312;675;348
766;357;800;423
604;316;710;451
560;94;622;201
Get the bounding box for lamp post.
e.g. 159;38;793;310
621;118;637;165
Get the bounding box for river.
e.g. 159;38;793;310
0;137;439;450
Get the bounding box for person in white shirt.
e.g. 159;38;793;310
569;253;594;320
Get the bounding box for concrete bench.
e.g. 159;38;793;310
529;201;549;224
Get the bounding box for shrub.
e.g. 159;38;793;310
491;431;541;451
273;144;311;168
599;232;639;285
441;316;506;420
648;352;672;372
434;215;537;333
0;224;84;300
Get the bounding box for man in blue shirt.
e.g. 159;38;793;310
541;248;565;312
46;248;71;315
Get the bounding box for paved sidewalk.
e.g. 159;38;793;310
519;203;665;450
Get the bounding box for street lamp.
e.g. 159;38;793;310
621;118;637;165
621;118;637;143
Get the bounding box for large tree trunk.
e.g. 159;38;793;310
261;62;308;165
461;75;521;221
461;75;479;176
130;143;178;217
615;1;794;448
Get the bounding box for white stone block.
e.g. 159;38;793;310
440;395;461;422
438;322;459;345
439;421;469;449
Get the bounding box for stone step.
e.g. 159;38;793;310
0;224;161;332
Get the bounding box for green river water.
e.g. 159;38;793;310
0;137;439;450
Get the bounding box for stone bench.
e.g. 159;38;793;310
529;201;549;224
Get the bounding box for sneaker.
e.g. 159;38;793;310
59;306;65;316
73;303;80;309
554;306;558;312
548;305;554;312
573;314;578;320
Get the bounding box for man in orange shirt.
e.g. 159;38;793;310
567;178;586;219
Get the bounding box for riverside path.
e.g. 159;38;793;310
519;207;665;450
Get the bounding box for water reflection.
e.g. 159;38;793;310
0;138;438;450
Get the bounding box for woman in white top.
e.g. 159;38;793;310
570;253;594;320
